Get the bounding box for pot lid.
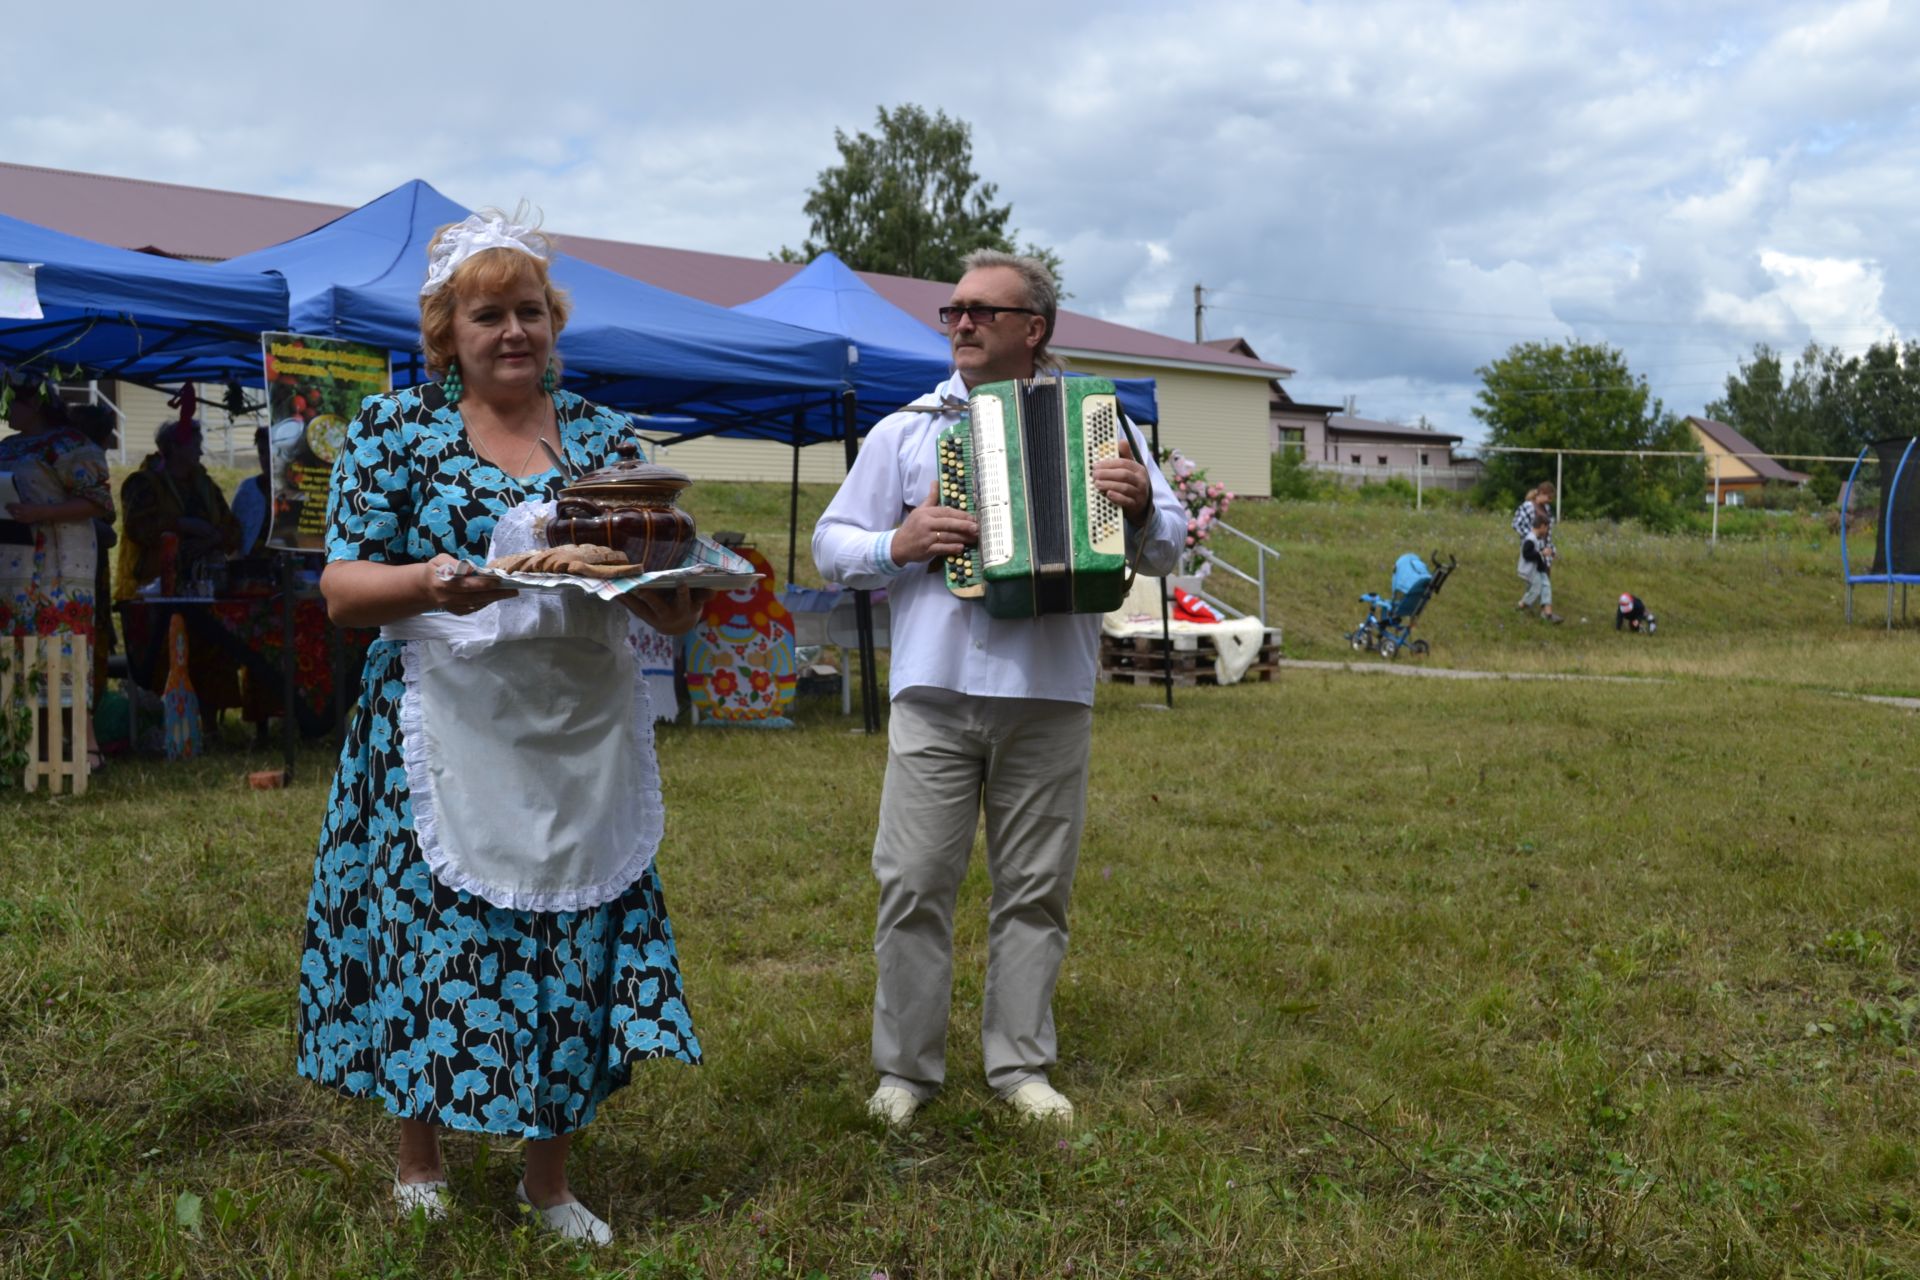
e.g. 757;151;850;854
560;441;692;501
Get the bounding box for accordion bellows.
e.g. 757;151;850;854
938;377;1131;618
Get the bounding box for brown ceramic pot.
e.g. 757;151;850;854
544;445;697;572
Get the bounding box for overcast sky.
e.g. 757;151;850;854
6;0;1917;447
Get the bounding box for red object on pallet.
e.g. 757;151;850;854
1171;587;1219;624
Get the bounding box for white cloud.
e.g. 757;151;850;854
0;0;1917;445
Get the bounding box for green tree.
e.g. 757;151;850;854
1471;340;1703;523
1706;339;1920;502
1813;340;1920;456
777;104;1062;287
1705;344;1826;455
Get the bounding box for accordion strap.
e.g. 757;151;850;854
897;394;968;416
1114;414;1154;596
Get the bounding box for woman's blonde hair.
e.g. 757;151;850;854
418;218;572;375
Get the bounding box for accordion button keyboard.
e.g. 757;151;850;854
937;433;984;595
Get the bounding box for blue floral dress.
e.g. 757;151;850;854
296;384;701;1139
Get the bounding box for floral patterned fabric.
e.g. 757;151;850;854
114;596;372;734
684;544;796;724
296;383;701;1139
0;426;111;645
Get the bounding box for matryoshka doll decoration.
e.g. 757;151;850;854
161;614;202;760
683;544;796;726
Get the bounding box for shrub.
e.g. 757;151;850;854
1269;447;1329;501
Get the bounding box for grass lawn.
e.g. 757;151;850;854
5;487;1919;1276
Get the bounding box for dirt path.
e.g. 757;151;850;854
1276;659;1920;711
1277;659;1665;686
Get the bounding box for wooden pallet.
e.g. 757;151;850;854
2;634;90;795
1098;628;1283;687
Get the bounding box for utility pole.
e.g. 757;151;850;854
1193;283;1205;343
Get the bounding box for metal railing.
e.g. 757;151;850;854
1185;519;1280;625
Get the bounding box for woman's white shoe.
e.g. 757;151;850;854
391;1177;450;1220
516;1180;612;1246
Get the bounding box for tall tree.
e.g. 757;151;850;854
1705;343;1825;458
1705;342;1839;499
1472;340;1701;523
777;104;1061;287
1707;339;1920;501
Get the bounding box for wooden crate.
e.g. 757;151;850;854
1098;628;1282;687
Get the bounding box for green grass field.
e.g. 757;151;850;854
5;488;1918;1277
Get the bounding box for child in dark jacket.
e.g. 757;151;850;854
1517;517;1562;623
1616;593;1656;633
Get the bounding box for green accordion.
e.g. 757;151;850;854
936;377;1132;618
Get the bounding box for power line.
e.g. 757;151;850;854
1203;286;1914;337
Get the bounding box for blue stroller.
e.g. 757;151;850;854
1347;550;1457;659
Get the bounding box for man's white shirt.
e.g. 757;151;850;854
812;371;1187;706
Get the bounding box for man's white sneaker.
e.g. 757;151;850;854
866;1085;921;1129
391;1177;450;1221
1004;1082;1074;1124
515;1181;612;1246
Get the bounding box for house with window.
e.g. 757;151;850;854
1685;416;1810;505
1202;335;1476;488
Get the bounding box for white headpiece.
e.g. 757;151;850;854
421;211;550;297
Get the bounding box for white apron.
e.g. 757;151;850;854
383;503;664;912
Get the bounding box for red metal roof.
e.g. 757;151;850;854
1686;416;1811;484
0;161;349;262
0;161;1290;378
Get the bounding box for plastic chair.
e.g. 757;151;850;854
824;594;890;716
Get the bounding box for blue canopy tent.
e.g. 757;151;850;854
0;211;288;384
208;180;849;415
666;251;1158;441
716;251;1162;538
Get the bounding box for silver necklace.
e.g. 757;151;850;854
467;411;552;478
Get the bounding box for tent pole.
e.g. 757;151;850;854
1154;418;1173;710
787;408;803;588
844;389;881;734
279;552;298;785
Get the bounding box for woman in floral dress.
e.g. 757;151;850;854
0;379;113;769
297;212;708;1246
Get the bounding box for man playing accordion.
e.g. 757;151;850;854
813;250;1187;1128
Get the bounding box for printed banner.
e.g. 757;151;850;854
260;333;390;551
0;262;42;320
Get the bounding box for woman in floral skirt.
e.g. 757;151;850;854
297;211;708;1246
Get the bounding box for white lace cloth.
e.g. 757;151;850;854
382;501;664;911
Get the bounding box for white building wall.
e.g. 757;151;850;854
641;362;1276;499
1063;359;1274;499
644;433;851;486
100;381;267;470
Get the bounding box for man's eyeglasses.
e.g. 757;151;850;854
938;305;1038;328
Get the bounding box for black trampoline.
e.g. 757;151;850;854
1842;436;1920;627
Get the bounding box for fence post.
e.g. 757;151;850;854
1556;451;1564;516
1415;459;1423;511
1711;453;1721;550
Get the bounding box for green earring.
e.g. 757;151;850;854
442;360;463;405
542;359;558;395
